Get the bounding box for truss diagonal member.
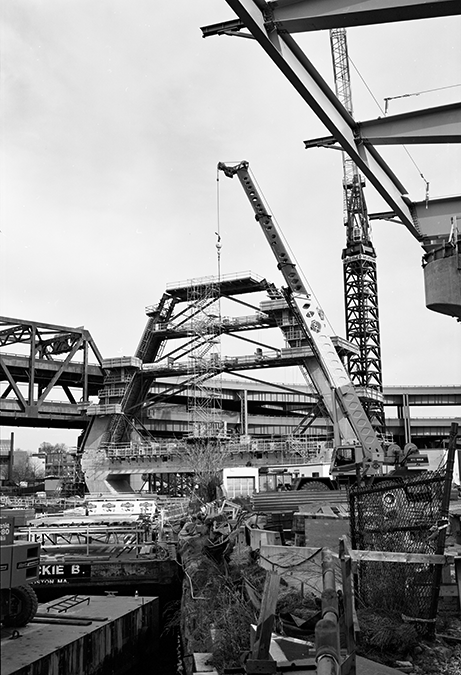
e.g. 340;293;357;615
0;316;104;366
37;336;84;406
143;370;221;410
0;323;30;347
0;356;27;410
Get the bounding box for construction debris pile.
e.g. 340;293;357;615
171;486;461;675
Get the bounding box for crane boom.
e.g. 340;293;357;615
218;160;384;475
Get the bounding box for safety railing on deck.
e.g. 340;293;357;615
16;523;174;560
165;270;263;291
101;438;333;463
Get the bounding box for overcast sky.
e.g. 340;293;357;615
1;1;460;451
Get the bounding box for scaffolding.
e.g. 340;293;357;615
185;277;224;438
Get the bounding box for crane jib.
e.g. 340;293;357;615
217;160;384;468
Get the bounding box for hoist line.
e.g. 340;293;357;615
348;54;431;196
215;165;223;348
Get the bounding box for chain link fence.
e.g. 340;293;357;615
349;470;447;620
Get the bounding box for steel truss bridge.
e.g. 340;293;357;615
0;317;103;428
1;273;459;493
2;285;458;441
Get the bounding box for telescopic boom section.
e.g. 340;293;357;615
217;160;384;474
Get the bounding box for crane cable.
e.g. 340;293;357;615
215;167;223;362
347;55;440;201
216;166;222;285
384;83;461;114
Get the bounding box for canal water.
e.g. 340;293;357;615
131;590;183;675
130;629;182;675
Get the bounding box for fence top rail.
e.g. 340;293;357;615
347;549;447;565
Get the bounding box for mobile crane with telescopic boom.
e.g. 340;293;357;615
217;161;427;482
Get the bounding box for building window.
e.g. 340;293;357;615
226;476;255;498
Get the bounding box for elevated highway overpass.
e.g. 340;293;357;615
1;307;459;493
1;316;459;441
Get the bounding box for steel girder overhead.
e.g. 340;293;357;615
248;0;460;32
306;103;461;148
201;0;461;246
202;0;459;35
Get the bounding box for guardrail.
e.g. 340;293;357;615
166;270;263;290
16;523;174;560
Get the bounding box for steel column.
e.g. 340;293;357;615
29;325;36;406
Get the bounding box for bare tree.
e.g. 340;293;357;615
12;452;44;484
181;440;230;502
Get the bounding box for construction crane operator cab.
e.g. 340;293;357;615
332;445;357;469
330;440;429;482
330;443;383;478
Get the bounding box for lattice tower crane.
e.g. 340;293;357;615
330;28;385;430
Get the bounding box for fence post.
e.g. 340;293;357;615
315;548;340;675
429;422;459;624
339;536;357;675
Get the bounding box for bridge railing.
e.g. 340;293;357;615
100;438;333;465
16;522;175;560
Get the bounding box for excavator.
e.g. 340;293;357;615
217;161;428;484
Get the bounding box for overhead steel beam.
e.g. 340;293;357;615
201;0;460;36
205;1;461;240
371;196;461;241
265;0;460;32
200;17;245;38
219;0;422;238
357;103;461;145
305;103;461;146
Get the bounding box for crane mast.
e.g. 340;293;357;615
330;28;385;429
218;160;384;476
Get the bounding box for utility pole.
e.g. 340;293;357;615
330;28;385;430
